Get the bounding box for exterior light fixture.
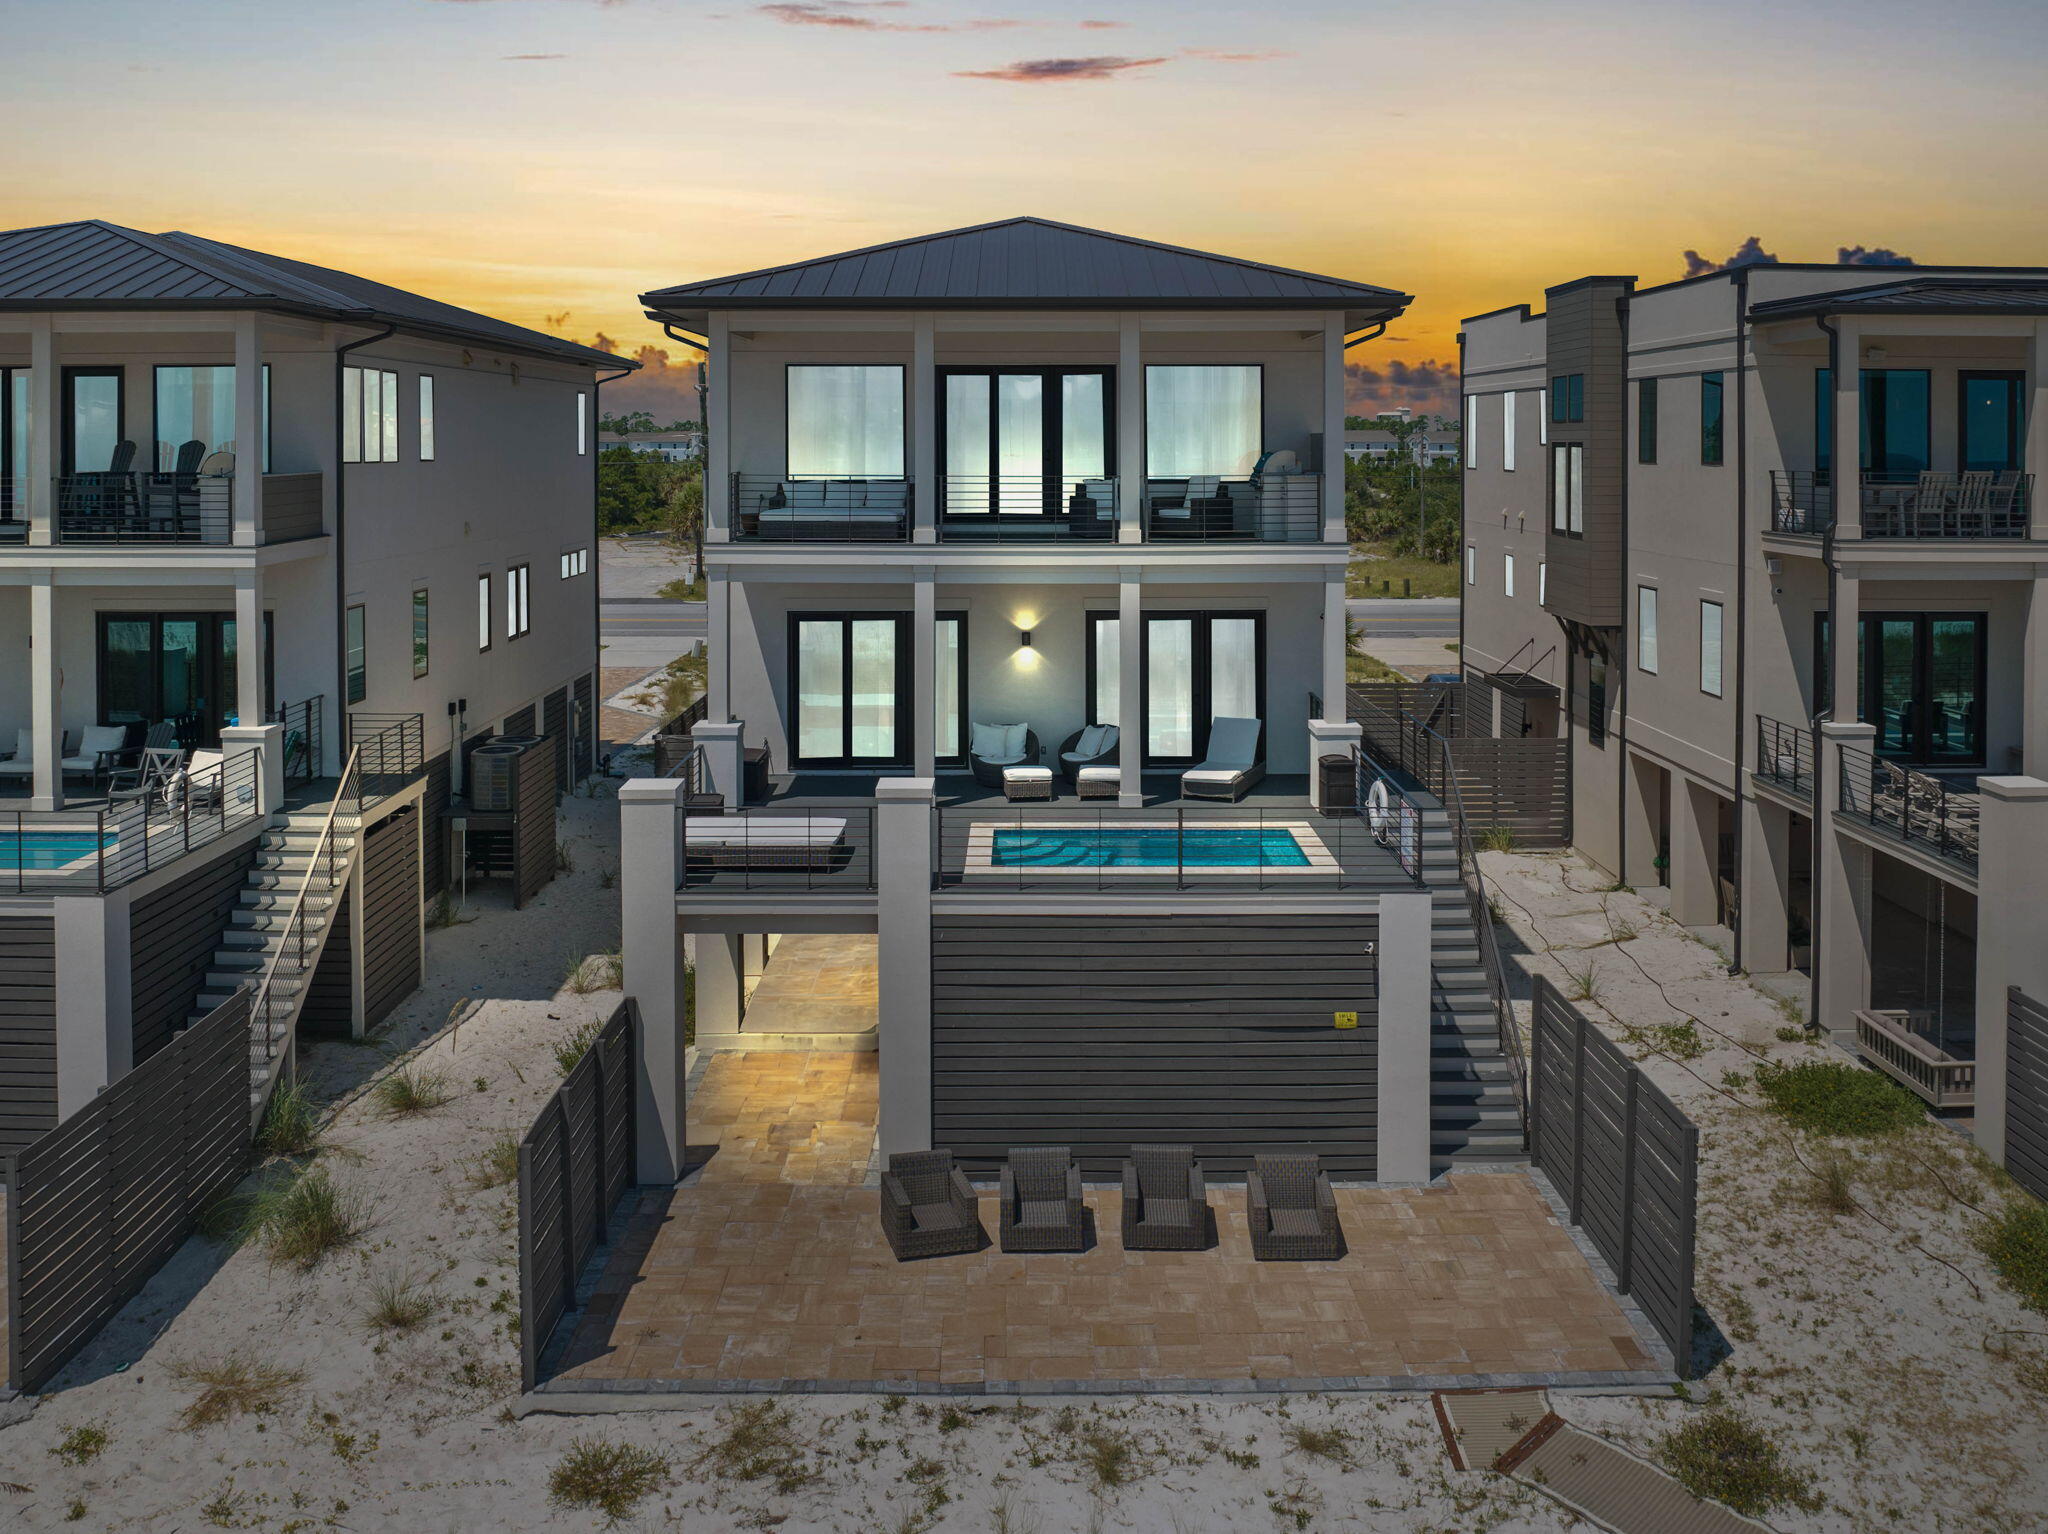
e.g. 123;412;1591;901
1019;630;1034;649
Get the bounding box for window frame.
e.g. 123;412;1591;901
1464;394;1478;468
786;610;914;769
477;573;493;653
1637;585;1659;674
61;365;125;475
1504;551;1516;597
1502;390;1517;472
1142;363;1264;478
1637;376;1658;465
1550;443;1584;536
559;547;589;579
151;362;272;473
1700;371;1724;466
576;391;588;456
506;563;531;641
341;366;400;464
1465;545;1476;585
1550;374;1584;424
1699;599;1724;697
1084;609;1266;767
345;603;367;704
784;363;908;479
419;373;436;462
411;587;430;678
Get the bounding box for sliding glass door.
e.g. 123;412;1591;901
1;368;25;524
789;612;965;768
1821;611;1986;766
97;611;274;744
940;367;1111;523
1960;371;2024;472
1087;611;1265;765
63;366;124;473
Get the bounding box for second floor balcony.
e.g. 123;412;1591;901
1769;469;2033;541
0;468;323;548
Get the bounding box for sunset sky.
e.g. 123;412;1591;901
6;0;2045;420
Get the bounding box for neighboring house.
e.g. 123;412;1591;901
601;428;702;463
1344;425;1459;465
1460;264;2048;1174
0;219;627;1151
615;216;1527;1186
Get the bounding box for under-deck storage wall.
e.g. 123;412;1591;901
0;915;57;1159
127;839;260;1065
931;913;1379;1178
360;808;423;1029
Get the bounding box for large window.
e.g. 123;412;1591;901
933;614;966;763
1550;374;1584;424
1550;443;1583;534
153;364;270;472
1815;368;1932;478
1960;371;2024;472
789;613;909;767
62;366;123;474
787;365;904;478
345;604;366;704
1145;365;1261;476
419;374;436;461
412;588;430;678
342;367;399;463
940;367;1110;516
1637;376;1658;464
1086;611;1264;764
1637;586;1659;673
507;563;531;640
1699;600;1723;696
1821;611;1987;765
1464;394;1478;468
96;612;272;741
1502;390;1517;472
1700;372;1724;465
477;573;493;652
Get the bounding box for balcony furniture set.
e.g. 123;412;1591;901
56;440;234;542
1864;470;2030;538
737;479;909;540
881;1146;1343;1262
0;719;202;794
969;722;1041;791
975;718;1266;802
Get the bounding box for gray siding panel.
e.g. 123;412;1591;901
360;808;421;1030
545;687;570;800
2008;987;2048;1203
931;915;1378;1178
420;751;451;899
127;839;260;1064
0;916;58;1159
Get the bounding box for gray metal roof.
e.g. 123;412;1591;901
1750;276;2048;322
642;217;1412;315
0;220;630;369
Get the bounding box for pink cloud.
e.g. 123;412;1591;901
757;2;1024;31
955;54;1168;81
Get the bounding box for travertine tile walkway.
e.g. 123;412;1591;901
550;1053;1656;1390
740;935;878;1042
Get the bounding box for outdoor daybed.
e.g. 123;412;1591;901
1180;716;1266;802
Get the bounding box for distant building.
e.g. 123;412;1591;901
1344;424;1459;465
601;429;702;463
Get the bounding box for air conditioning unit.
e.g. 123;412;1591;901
469;744;526;812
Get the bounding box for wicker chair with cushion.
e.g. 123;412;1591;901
1121;1143;1210;1251
999;1145;1087;1252
1056;723;1120;784
880;1149;983;1261
1247;1151;1344;1261
969;722;1039;791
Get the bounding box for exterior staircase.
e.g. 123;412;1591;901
185;790;360;1120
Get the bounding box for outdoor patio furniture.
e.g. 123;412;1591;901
0;729;75;783
1121;1144;1210;1251
999;1146;1086;1252
748;479;906;540
970;722;1039;790
1247;1151;1344;1261
1148;475;1233;537
1057;723;1119;783
684;815;849;870
1076;766;1120;800
880;1149;984;1261
62;724;134;785
166;748;230;810
107;746;184;807
1002;765;1053;802
1181;717;1266;802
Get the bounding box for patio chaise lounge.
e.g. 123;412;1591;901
684;814;849;870
62;724;134;785
1180;716;1265;802
1056;723;1119;784
880;1149;984;1261
0;729;63;784
999;1145;1087;1252
1121;1143;1210;1251
969;722;1040;791
1247;1151;1344;1261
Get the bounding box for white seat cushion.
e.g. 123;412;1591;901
1182;768;1247;788
686;816;847;849
1002;766;1052;783
1076;766;1120;783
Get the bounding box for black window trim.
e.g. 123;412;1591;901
783;362;909;481
1637;375;1658;465
411;586;430;679
61;364;125;476
935;364;1116;521
1084;607;1267;767
785;610;915;769
345;603;367;704
1700;370;1725;466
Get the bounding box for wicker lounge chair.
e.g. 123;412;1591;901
1247;1152;1344;1261
1056;723;1119;784
684;814;848;870
1121;1144;1209;1251
880;1149;983;1261
970;723;1040;791
1181;717;1265;802
999;1145;1087;1252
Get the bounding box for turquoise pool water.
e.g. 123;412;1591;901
990;826;1310;868
0;832;113;871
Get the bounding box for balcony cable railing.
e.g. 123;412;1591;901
729;474;910;542
1754;713;1815;800
1142;472;1323;543
1770;469;2032;540
938;474;1118;543
1836;743;1979;871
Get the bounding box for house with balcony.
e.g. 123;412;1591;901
0;219;624;1156
1459;263;2048;1171
617;217;1530;1189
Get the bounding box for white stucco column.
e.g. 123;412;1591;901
1117;573;1143;805
1376;891;1433;1184
29;572;62;810
1972;776;2048;1167
1307;718;1361;811
875;778;935;1157
912;314;937;544
1739;793;1793;974
1323;314;1348;543
1117;315;1143;544
1832;320;1862;538
233;313;263;545
220;722;285;817
53;893;132;1113
26;316;57;546
911;568;936;777
694;718;744;809
618;774;687;1182
2027;577;2048;777
1830;563;1861;729
1668;774;1720;928
1322;569;1348;722
705;574;730;724
2027;321;2047;540
233;567;265;729
1622;752;1661;890
1815;720;1876;1041
705;312;731;542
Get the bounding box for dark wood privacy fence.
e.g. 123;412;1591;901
517;998;638;1392
1527;976;1698;1377
1347;682;1570;848
2007;987;2048;1203
5;989;252;1393
0;915;58;1161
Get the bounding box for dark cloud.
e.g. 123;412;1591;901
756;2;1024;31
548;328;702;414
1345;358;1458;420
1837;245;1915;267
955;54;1168;80
1683;237;1779;277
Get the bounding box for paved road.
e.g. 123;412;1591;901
600;598;705;670
1346;596;1459;638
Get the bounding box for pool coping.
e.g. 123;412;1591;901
961;817;1339;877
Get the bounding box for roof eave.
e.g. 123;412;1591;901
642;294;1412;317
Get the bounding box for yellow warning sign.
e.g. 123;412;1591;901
1333;1011;1358;1030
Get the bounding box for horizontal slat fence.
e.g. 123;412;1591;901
517;998;638;1392
1348;683;1569;848
5;989;252;1394
1528;976;1698;1377
2007;987;2048;1203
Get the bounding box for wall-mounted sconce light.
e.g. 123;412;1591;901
1019;629;1034;650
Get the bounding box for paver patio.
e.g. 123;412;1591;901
546;1053;1660;1392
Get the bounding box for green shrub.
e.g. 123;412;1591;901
371;1066;454;1117
1751;1060;1922;1135
1476;825;1517;853
553;1020;604;1076
255;1080;323;1158
549;1437;671;1523
1655;1409;1822;1517
1977;1198;2048;1315
246;1167;369;1270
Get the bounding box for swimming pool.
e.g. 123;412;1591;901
971;820;1335;875
0;831;115;873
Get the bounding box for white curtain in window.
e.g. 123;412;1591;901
849;618;897;757
788;365;904;477
796;621;844;759
1062;374;1106;482
945;374;990;501
1639;587;1660;673
1093;617;1119;727
1147;618;1195;756
1209;617;1258;720
1146;366;1260;476
997;374;1042;514
1568;444;1584;533
934;617;961;759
